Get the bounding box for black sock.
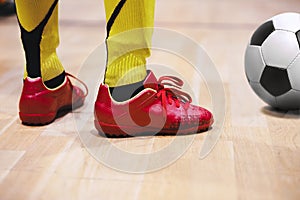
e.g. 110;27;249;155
44;71;66;89
109;80;145;102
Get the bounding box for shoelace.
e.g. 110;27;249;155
66;72;89;98
156;76;192;110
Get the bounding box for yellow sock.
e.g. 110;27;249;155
104;0;156;87
15;0;64;82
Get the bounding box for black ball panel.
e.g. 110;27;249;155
297;30;300;48
250;21;275;46
260;66;292;96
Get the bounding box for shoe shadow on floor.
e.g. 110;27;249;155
261;106;300;119
94;127;212;138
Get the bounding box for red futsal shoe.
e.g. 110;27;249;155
94;70;213;137
19;73;88;125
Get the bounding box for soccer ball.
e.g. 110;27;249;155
245;12;300;110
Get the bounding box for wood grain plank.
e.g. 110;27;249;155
0;0;299;199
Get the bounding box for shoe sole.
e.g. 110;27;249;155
20;100;84;126
94;118;214;137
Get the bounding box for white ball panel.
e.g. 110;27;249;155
249;82;277;107
288;54;300;91
245;45;265;82
272;12;300;32
262;30;300;69
276;89;300;110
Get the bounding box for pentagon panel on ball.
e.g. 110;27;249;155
260;66;291;97
250;21;275;46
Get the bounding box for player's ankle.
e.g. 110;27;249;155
43;71;66;89
109;80;145;102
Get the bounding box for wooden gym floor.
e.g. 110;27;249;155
0;0;300;199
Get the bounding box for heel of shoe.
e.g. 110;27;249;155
19;112;56;125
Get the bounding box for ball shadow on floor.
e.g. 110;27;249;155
261;106;300;119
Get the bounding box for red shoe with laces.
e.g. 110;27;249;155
94;70;213;137
19;73;88;125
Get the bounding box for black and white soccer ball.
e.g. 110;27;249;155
245;12;300;110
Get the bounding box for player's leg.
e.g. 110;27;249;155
16;0;65;88
16;0;86;125
103;0;155;101
94;0;213;136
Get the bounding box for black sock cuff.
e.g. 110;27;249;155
44;71;66;89
109;80;144;102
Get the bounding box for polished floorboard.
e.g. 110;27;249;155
0;0;299;199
